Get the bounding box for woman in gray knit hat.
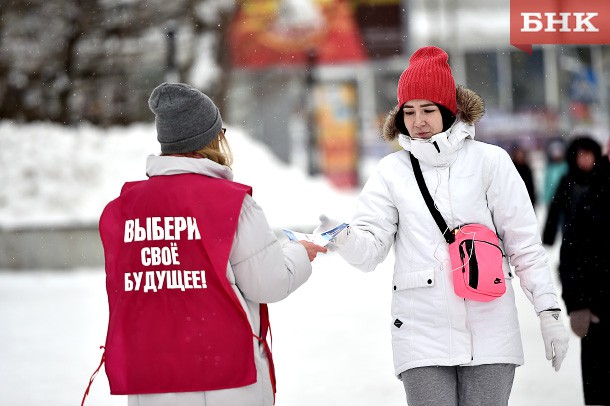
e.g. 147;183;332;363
95;82;326;406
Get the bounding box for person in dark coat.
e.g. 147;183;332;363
560;142;610;406
541;136;603;406
542;136;602;246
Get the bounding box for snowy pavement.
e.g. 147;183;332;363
0;245;584;406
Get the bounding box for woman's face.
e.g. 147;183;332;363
576;150;596;172
402;99;444;139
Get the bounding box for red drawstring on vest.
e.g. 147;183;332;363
81;346;106;406
254;333;276;404
257;303;276;403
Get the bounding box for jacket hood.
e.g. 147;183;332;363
382;86;485;142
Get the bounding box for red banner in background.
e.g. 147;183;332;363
230;0;367;68
510;0;610;53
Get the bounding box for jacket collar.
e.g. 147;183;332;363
397;120;475;167
146;155;233;181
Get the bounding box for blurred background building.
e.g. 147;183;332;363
1;0;609;188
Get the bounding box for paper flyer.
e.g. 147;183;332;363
282;223;349;247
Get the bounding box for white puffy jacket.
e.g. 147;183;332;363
336;88;559;376
127;155;312;406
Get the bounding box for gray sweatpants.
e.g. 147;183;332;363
400;364;516;406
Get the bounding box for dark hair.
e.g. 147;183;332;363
438;104;456;132
394;108;409;135
394;103;456;136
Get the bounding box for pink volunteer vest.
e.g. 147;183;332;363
99;173;258;395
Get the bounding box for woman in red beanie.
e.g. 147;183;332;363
317;46;569;405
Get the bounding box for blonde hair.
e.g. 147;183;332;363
195;130;233;167
162;129;233;167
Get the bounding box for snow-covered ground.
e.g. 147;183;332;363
0;122;585;405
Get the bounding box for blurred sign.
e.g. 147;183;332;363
314;82;359;188
352;0;404;58
230;0;368;68
510;0;610;53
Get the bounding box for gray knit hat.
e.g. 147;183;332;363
148;82;223;154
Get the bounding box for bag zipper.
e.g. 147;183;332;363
459;239;504;289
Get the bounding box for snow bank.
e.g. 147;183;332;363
0;121;356;230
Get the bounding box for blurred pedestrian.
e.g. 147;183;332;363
509;143;537;208
92;82;326;406
559;136;610;406
542;138;568;207
316;46;568;406
542;136;602;247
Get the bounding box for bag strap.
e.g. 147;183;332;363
409;153;455;244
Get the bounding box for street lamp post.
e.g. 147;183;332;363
305;48;319;176
165;22;179;83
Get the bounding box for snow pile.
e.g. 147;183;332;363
0;121;356;230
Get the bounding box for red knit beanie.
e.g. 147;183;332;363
397;46;457;115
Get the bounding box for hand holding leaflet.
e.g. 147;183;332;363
283;223;349;247
314;214;350;250
299;240;328;261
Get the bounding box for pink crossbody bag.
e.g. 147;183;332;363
448;223;506;301
410;154;506;302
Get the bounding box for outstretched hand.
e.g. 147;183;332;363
299;240;328;262
313;214;349;250
314;214;341;234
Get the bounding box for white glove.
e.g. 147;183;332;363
539;309;570;371
313;214;349;249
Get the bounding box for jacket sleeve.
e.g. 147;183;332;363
335;164;398;272
485;148;559;314
230;195;312;303
558;205;591;313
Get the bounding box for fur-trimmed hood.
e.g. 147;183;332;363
382;86;485;142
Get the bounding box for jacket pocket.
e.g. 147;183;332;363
393;269;435;292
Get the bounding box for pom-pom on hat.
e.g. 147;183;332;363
148;82;223;154
397;46;457;115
